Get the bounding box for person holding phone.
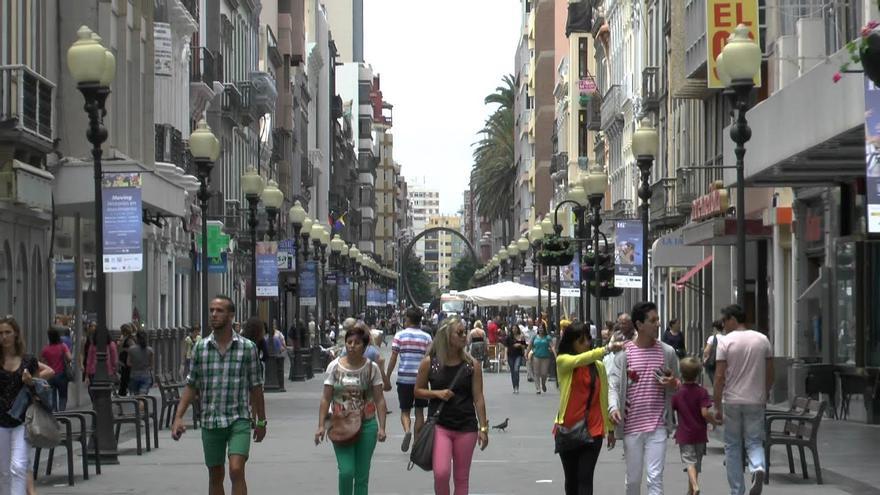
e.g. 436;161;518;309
608;302;681;495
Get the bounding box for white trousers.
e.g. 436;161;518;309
0;425;28;495
623;427;667;495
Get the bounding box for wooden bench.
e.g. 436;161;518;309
765;398;826;485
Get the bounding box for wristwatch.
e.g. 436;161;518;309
479;425;488;433
255;419;267;428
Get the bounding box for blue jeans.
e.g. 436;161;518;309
508;355;523;390
129;374;153;396
48;372;69;411
723;403;766;495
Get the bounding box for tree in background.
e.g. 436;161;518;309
470;74;516;245
403;250;433;306
449;256;480;291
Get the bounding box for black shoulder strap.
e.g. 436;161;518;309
583;364;597;425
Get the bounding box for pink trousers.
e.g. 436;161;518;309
432;425;478;495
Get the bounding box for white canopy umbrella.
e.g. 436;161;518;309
460;281;558;307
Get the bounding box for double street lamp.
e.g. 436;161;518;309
632;118;659;301
68;24;120;463
716;24;762;307
241;170;284;318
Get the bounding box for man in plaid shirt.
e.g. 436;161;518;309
172;296;266;495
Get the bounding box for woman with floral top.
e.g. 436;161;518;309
316;322;387;495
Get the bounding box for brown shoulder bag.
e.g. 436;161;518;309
328;362;374;446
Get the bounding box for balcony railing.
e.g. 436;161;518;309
155;124;185;168
649;177;685;229
600;84;623;132
190;47;216;86
0;65;55;145
180;0;199;21
582;95;600;131
612;198;635;219
675;169;699;215
642;66;659;114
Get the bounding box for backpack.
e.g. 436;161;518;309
704;334;718;370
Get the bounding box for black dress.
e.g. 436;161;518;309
428;359;477;432
0;355;39;427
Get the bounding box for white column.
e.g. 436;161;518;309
107;272;134;330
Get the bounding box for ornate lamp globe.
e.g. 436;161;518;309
517;236;530;253
720;24;761;82
288;200;306;228
301;217;313;237
631;118;659;160
529;224;544;243
540;216;555;236
330;235;345;254
241;167;265;197
261;180;284;209
67;26;107;84
190;119;221;162
582;167;608;198
507;242;518;259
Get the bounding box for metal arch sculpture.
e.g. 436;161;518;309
402;227;480;308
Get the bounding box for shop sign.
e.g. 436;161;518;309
691;188;729;222
865;77;880;233
578;77;597;94
706;0;761;88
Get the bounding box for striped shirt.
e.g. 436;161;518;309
186;331;263;429
391;327;432;385
623;340;666;435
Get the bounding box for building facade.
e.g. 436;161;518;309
406;178;440;260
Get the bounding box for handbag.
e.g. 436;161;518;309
408;360;470;472
554;363;598;454
25;397;62;449
328;363;373;446
63;355;75;381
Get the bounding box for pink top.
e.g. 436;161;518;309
40;343;70;375
716;329;772;405
86;341;118;376
623;340;666;435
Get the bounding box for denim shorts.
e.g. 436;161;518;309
129;374;152;395
679;443;706;472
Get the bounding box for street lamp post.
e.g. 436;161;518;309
528;225;544;322
632;118;659;301
540;217;555;330
68;25;119;463
288;201;307;325
506;242;519;281
583;166;608;326
190;120;221;334
261;180;284;329
330;236;344;319
717;24;761;307
241;167;264;317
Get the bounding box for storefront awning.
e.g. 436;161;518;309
722;48;864;187
674;255;713;290
681;217;771;246
651;227;705;268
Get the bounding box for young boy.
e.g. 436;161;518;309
671;357;718;495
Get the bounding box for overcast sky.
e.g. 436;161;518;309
363;1;522;215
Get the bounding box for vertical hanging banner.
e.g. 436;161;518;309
299;261;317;306
367;286;383;307
560;251;581;297
706;0;761;88
337;276;351;308
614;220;643;289
55;261;76;307
154;22;173;76
386;288;397;306
102;173;143;272
255;241;279;297
277;239;297;271
866;77;880;233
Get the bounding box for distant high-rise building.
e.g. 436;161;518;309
407;178;440;261
426;215;464;291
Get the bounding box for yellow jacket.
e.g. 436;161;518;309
554;347;613;434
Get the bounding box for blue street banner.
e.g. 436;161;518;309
337;276;351;308
367;286;384;307
324;272;337;285
101;173;143;272
386;288;397;306
614;219;643;289
560;251;581;297
277;239;296;271
196;252;228;273
299;261;317;306
55;261;76;307
255;241;279;297
866;77;880;233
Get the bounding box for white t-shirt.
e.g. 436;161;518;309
716;329;773;405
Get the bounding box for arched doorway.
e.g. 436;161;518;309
401;227;480;308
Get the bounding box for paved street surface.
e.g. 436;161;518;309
35;350;880;494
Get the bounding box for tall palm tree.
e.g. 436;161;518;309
470;74;516;244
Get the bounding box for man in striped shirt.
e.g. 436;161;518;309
609;301;681;495
387;307;432;452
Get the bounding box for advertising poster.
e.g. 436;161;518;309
387;288;397;306
154;22;172;76
299;261;317;306
102;173;143;272
337;276;351;308
324;272;337;285
277;239;296;271
614;220;643;289
367;287;384;307
559;251;581;297
55;261;76;307
255;241;279;297
706;0;761;88
865;77;880;233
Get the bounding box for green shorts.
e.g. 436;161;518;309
201;419;252;467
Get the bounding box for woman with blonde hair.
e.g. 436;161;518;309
415;316;489;495
466;320;487;369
